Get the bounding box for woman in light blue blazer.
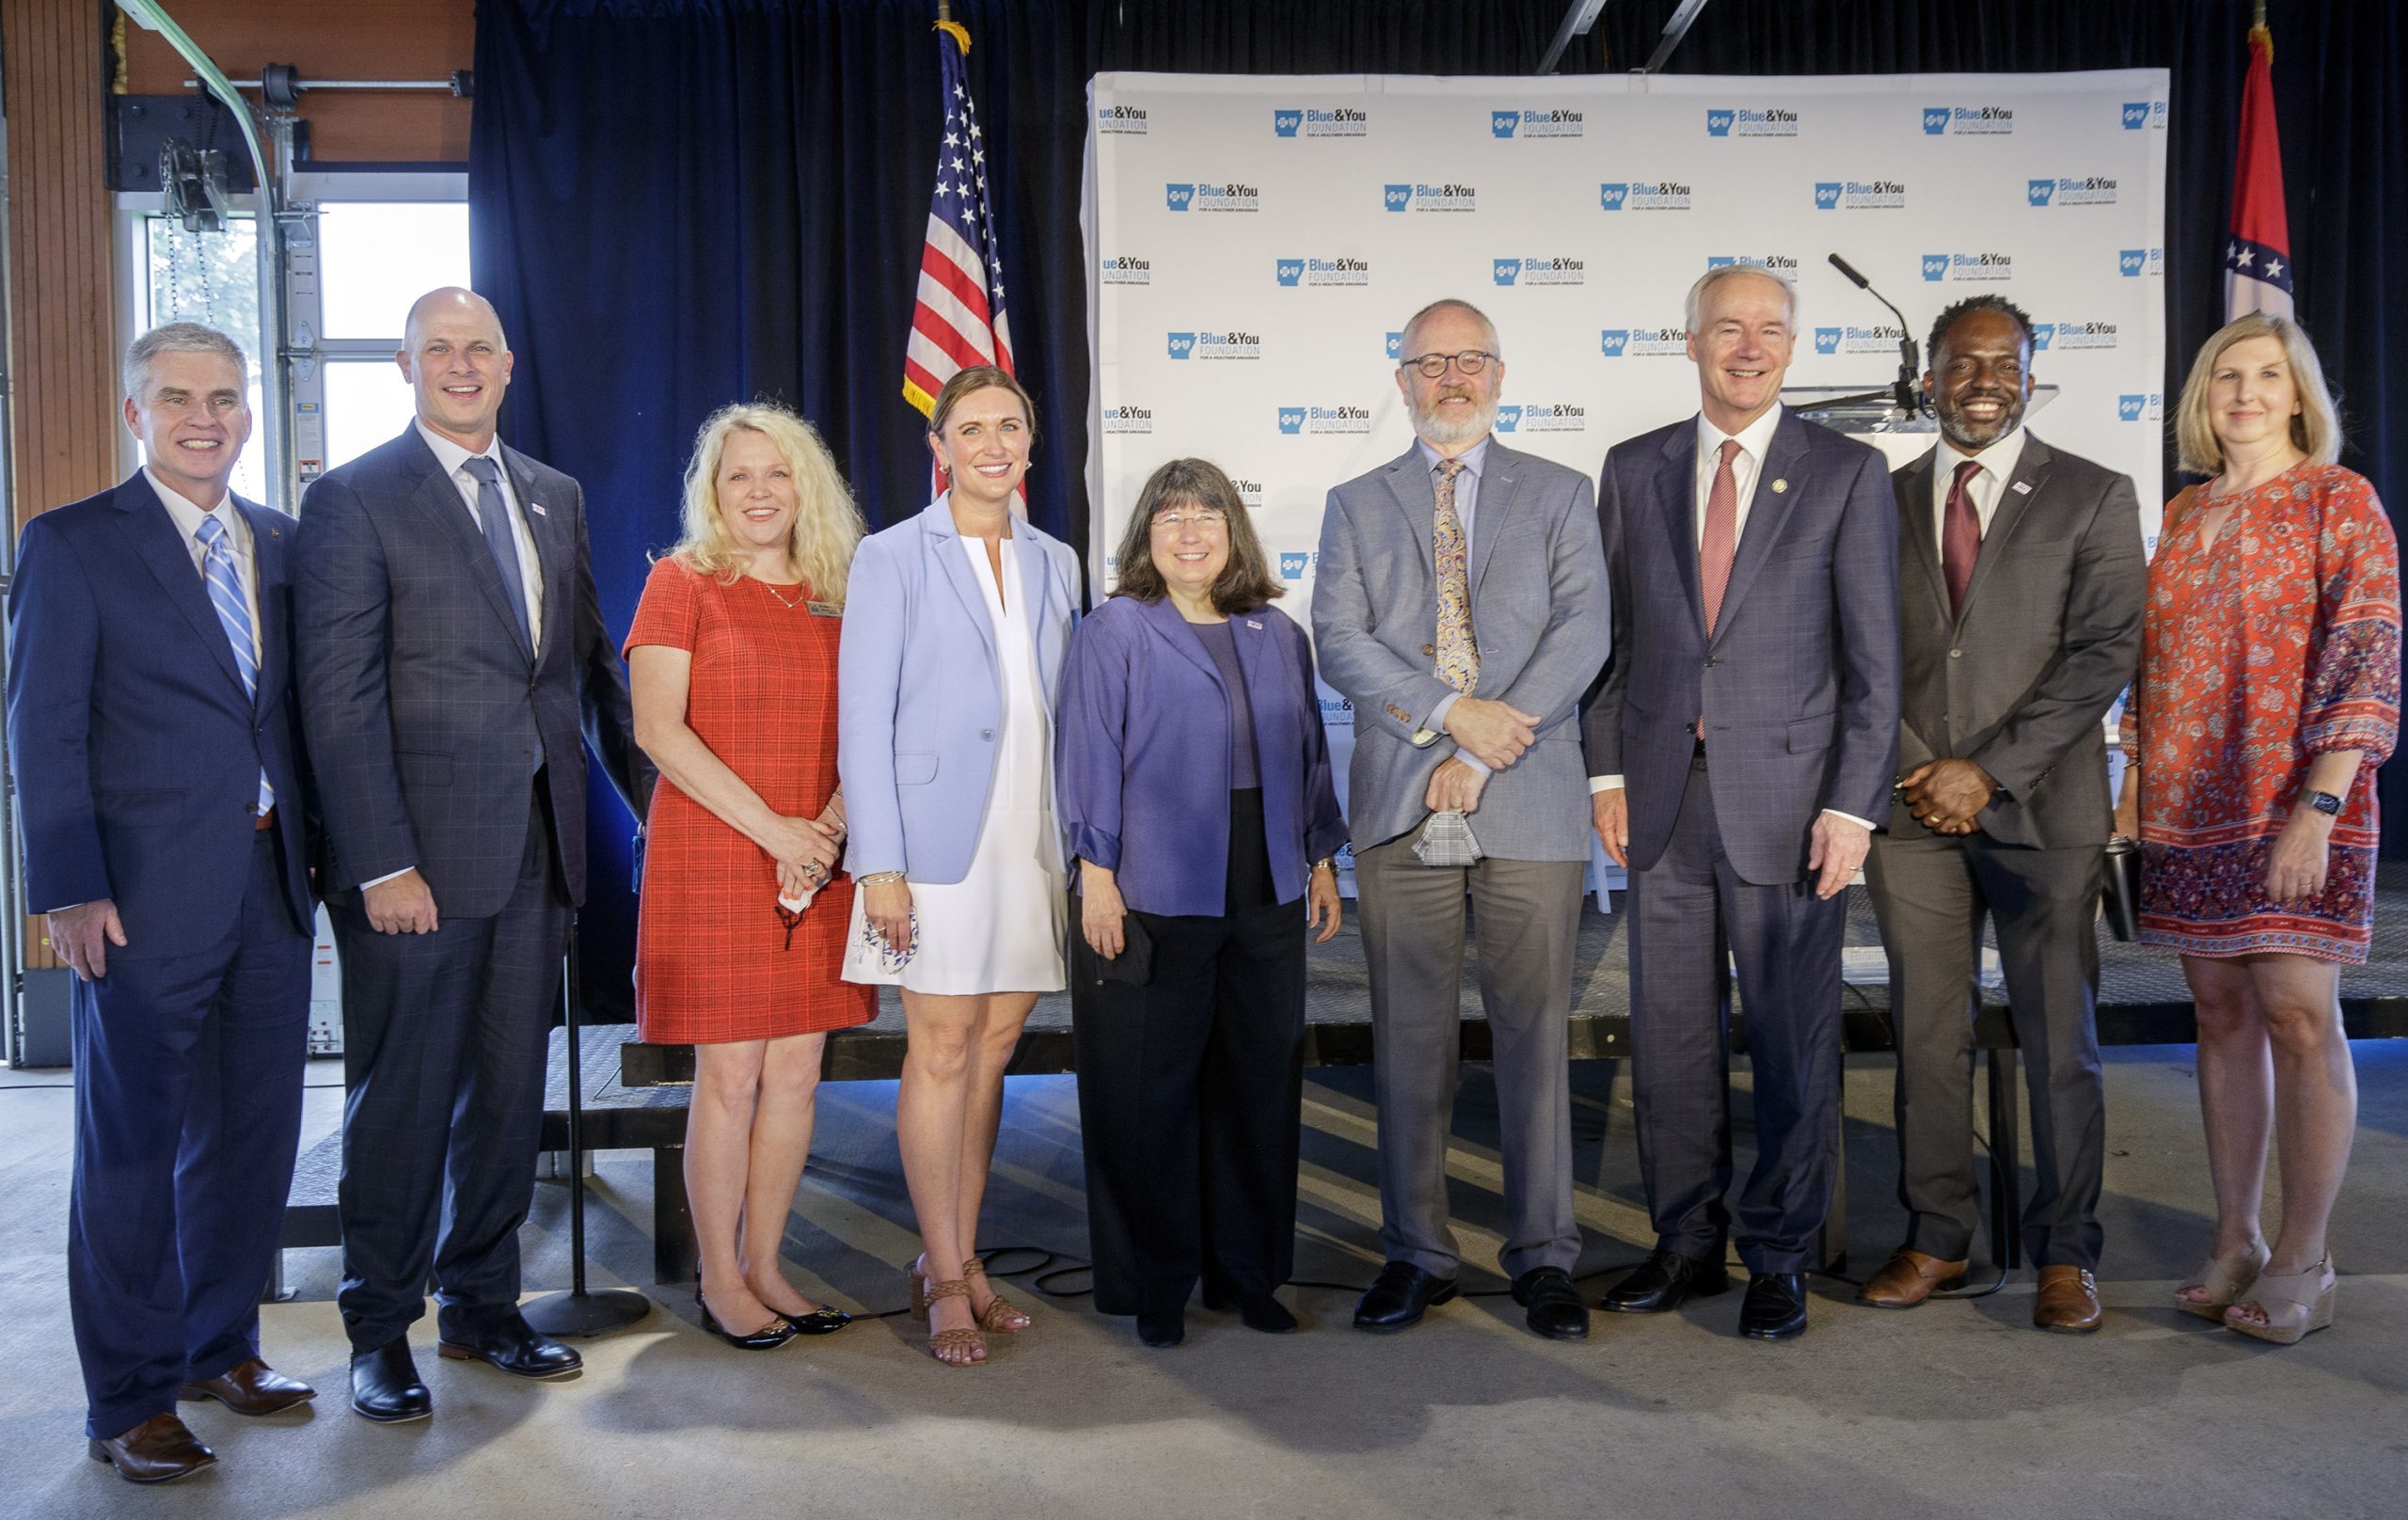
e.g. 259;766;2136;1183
837;365;1080;1367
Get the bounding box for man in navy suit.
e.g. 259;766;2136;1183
294;288;648;1423
9;324;319;1482
1583;265;1900;1340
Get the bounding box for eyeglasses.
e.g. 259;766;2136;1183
1151;510;1228;532
1402;350;1497;379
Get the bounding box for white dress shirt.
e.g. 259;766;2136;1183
1590;406;1874;832
1930;424;2028;552
145;468;262;662
416;419;546;655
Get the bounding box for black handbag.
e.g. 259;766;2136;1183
2099;836;2142;942
1091;913;1155;987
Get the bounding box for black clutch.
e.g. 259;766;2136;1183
2099;836;2142;942
1092;912;1155;987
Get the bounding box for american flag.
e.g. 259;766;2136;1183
902;22;1015;430
2225;23;2293;320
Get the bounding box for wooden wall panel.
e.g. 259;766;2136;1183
120;0;476;164
5;0;119;969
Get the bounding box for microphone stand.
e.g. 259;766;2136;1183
524;922;651;1337
1820;252;1929;419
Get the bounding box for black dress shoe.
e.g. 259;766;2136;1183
1511;1266;1591;1340
1353;1261;1458;1333
1599;1249;1732;1314
349;1338;432;1424
436;1311;583;1379
1738;1272;1810;1340
787;1306;854;1336
1203;1283;1299;1333
1135;1309;1186;1348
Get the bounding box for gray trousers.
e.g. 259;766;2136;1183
1354;836;1582;1279
1865;827;2106;1268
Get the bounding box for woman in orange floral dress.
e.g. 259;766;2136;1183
626;404;876;1349
2115;314;2399;1345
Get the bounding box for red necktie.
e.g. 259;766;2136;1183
1942;459;1982;616
1700;438;1740;635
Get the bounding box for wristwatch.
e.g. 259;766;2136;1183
2306;790;2344;816
1310;856;1338;873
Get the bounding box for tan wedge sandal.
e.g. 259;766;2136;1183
2175;1241;2269;1322
963;1256;1031;1333
923;1277;988;1366
2225;1256;2337;1346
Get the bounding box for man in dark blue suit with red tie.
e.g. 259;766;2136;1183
9;324;319;1483
294;288;648;1423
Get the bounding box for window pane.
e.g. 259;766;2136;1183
145;216;266;503
322;359;420;471
319;202;469;339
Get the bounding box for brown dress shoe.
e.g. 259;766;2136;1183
2034;1265;2103;1333
181;1357;317;1416
88;1411;216;1484
1857;1248;1970;1308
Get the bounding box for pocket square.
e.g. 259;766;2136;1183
1412;810;1483;867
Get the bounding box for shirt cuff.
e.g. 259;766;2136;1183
1820;808;1877;832
1428;690;1462;733
361;866;416;889
1589;775;1624;794
1455;751;1492;779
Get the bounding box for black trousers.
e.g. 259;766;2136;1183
1071;790;1309;1315
334;787;570;1350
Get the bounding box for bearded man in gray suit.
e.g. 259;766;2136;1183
1313;298;1611;1341
1857;295;2144;1335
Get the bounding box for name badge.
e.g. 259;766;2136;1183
808;600;841;617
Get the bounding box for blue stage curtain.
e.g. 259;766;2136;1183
472;1;2408;1013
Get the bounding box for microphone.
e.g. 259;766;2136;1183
1826;253;1924;417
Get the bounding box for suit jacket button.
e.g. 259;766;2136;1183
1948;648;1963;658
1422;643;1435;657
981;728;994;740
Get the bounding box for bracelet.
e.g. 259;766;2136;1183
1311;857;1338;873
857;870;905;886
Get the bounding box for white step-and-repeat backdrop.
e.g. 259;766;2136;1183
1081;70;2170;892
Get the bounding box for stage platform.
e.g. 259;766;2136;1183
282;869;2408;1286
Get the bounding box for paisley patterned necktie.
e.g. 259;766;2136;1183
1434;459;1478;695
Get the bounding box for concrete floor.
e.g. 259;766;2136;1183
3;1043;2404;1520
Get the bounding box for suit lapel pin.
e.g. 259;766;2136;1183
2012;481;2033;495
1769;479;1789;494
1245;619;1263;629
530;500;549;516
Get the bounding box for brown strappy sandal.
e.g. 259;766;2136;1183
963;1255;1031;1333
923;1277;987;1367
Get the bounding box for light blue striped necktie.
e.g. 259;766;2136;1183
195;514;275;816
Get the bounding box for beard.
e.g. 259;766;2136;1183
1411;388;1497;448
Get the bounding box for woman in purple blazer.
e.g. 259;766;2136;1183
1056;457;1346;1349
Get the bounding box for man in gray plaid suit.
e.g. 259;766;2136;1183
1583;265;1899;1340
295;289;650;1422
1313;298;1611;1340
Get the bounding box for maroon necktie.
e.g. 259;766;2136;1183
1700;439;1741;635
1942;459;1982;616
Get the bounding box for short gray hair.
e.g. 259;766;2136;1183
1683;264;1798;335
1398;298;1502;366
124;322;248;403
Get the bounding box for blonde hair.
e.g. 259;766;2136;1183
2174;312;2343;474
670;404;866;607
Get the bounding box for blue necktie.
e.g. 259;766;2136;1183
461;455;532;648
195;515;275;816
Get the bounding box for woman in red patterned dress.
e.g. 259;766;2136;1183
626;404;876;1349
2115;314;2400;1344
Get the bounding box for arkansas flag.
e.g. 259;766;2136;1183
2225;23;2293;320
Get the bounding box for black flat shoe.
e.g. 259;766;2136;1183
786;1305;853;1337
1599;1249;1732;1314
1353;1261;1458;1333
1135;1309;1186;1348
694;1290;800;1351
1512;1266;1591;1340
349;1337;432;1424
1203;1283;1299;1333
436;1311;583;1379
1738;1272;1810;1341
